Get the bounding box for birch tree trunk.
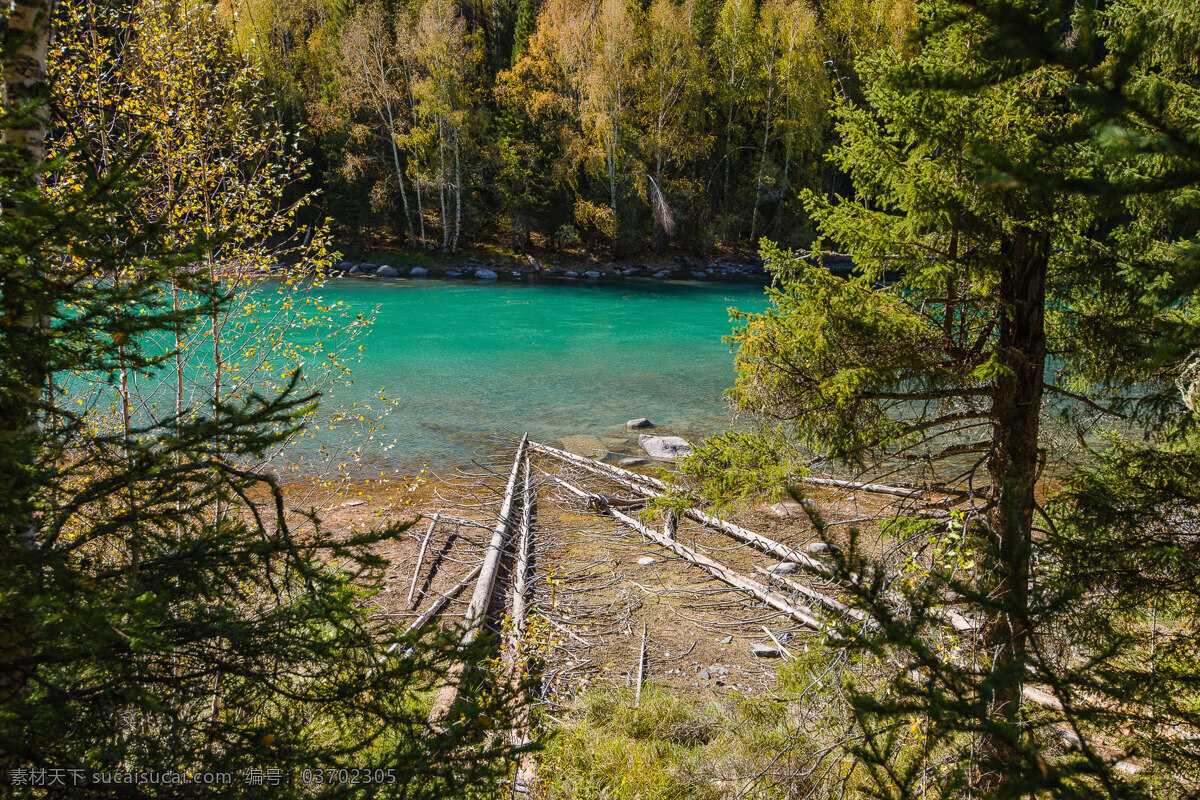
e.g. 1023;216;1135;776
606;120;618;258
438;120;448;250
0;0;54;784
750;83;774;244
383;98;414;244
452;125;462;251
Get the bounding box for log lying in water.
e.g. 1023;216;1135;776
429;435;528;728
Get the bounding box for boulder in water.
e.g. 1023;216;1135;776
653;270;670;279
626;417;653;429
475;268;498;280
638;433;692;460
409;266;428;278
375;265;399;278
583;270;601;279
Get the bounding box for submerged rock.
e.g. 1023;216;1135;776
619;457;649;467
561;434;607;459
626;417;653;429
638;433;693;460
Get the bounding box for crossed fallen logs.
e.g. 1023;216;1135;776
397;437;1143;783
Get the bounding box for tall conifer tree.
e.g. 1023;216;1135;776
687;0;1200;794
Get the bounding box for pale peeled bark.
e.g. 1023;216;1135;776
428;435;528;728
0;0;54;782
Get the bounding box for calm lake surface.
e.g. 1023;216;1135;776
301;278;770;474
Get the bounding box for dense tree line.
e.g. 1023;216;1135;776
224;0;914;256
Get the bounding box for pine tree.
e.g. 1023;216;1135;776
686;0;1200;794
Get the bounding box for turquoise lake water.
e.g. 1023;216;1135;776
300;278;769;474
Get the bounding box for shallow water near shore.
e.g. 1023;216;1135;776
299;278;770;474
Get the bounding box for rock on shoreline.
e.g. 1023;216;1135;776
308;252;771;284
638;433;693;461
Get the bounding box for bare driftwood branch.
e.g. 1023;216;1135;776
408;513;441;609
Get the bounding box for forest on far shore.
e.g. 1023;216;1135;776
213;0;913;256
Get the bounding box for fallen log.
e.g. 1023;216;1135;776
512;457;533;629
755;566;867;624
408;513;441;609
552;476;826;631
540;450;984;646
529;441;670;492
509;454;539;794
534;443;832;575
530;440;929;500
429;435;528;728
401;563;483;637
802;476;923;499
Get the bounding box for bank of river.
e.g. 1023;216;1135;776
295;278;770;475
